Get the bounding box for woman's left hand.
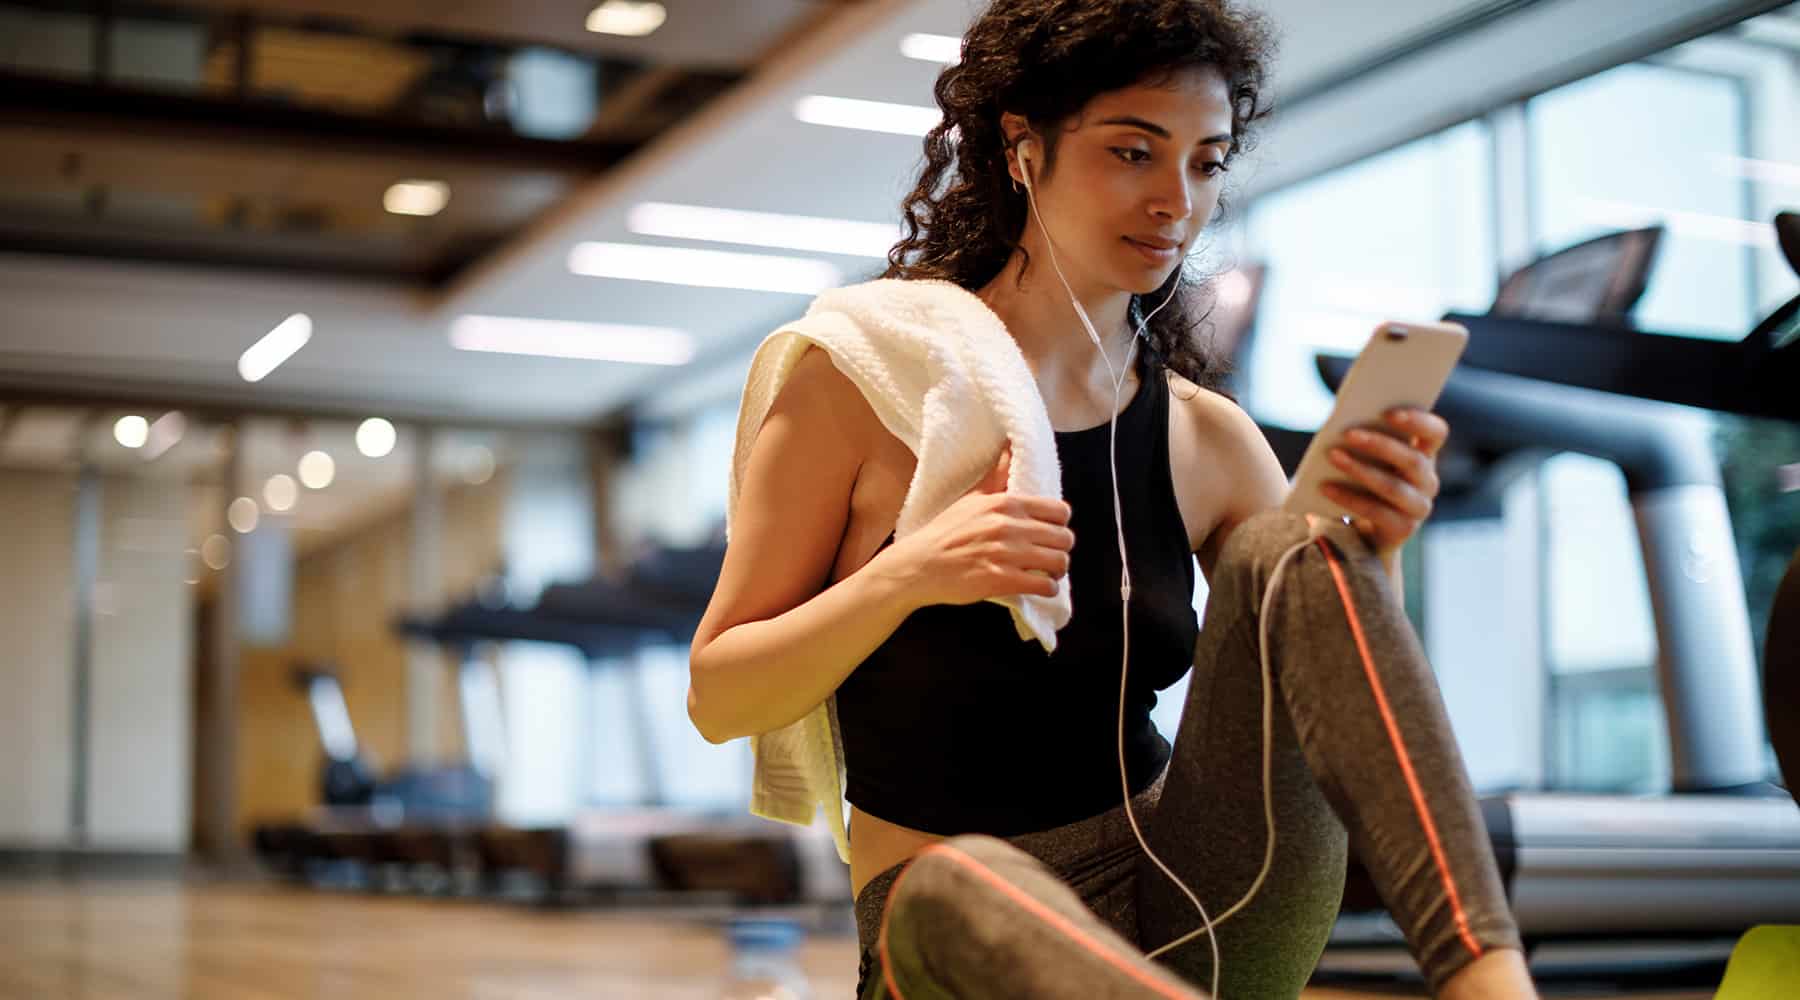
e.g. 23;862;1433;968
1320;407;1449;557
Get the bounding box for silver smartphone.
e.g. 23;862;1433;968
1284;320;1468;520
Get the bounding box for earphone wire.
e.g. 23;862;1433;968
1019;141;1225;998
1020;138;1345;992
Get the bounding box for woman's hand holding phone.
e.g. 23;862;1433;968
1321;407;1449;555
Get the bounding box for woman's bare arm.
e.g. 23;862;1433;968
686;346;921;744
1177;388;1405;591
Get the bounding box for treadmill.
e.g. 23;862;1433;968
395;549;851;905
1322;217;1800;941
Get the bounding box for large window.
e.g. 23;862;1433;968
1539;453;1668;792
1243;121;1495;431
1233;10;1797;793
1522;28;1797;788
1528;62;1755;339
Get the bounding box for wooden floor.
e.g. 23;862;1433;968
0;880;1719;999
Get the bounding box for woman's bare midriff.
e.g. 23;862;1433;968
849;806;943;899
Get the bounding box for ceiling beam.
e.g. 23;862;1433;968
0;370;611;434
0;71;635;173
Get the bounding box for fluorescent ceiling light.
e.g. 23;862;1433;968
356;418;397;459
463;446;496;485
567;242;839;295
587;0;665;36
900;33;961;64
298;450;335;490
142;411;185;461
113;415;148;449
227;497;259;534
451;315;695;366
627;202;900;259
384;179;451;217
793;95;940;137
239;313;312;383
264;474;298;513
201;534;230;570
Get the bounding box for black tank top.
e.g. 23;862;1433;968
836;351;1199;836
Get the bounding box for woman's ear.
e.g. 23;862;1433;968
1000;111;1032;187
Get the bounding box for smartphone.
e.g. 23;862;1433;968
1284;320;1468;520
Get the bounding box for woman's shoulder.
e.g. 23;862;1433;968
1163;370;1257;451
779;344;870;421
1162;369;1288;524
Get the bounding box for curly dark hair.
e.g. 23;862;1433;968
882;0;1275;392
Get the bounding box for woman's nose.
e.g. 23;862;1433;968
1151;170;1193;221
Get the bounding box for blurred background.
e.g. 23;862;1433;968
1;1;1798;997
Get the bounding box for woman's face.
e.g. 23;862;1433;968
1010;67;1235;296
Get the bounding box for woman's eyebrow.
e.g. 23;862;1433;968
1097;115;1231;147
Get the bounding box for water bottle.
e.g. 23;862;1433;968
720;917;813;1000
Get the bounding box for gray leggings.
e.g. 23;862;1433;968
851;510;1522;999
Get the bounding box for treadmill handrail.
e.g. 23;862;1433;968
1315;355;1719;493
1444;311;1797;423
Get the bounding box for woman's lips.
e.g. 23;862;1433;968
1123;236;1179;263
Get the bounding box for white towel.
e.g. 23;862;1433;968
727;277;1072;862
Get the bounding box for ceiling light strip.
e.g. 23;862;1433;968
567;242;839;295
627;202;900;259
450;315;696;365
793;95;941;137
239;313;312;383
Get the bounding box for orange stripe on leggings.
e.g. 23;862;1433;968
876;843;1199;1000
876;854;919;999
1315;537;1484;961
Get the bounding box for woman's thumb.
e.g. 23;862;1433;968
977;441;1012;493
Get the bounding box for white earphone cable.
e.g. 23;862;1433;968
1020;140;1223;998
1020;137;1312;997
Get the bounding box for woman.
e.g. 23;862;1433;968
689;1;1535;997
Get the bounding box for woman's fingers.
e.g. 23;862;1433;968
1341;428;1437;495
1321;481;1411;546
1385;407;1450;457
984;534;1070;577
1003;493;1074;525
1328;446;1433;521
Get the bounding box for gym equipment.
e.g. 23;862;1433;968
292;665;493;820
389;541;846;906
251;663;497;892
1712;925;1800;1000
1487;226;1663;326
1322;217;1800;941
1767;548;1799;799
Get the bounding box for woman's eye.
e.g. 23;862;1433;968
1195;160;1227;177
1111;147;1150;164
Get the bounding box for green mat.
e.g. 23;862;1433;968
1714;925;1800;1000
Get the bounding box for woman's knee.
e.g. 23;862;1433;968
879;837;1038;975
890;836;1034;919
887;838;1006;916
1216;509;1380;592
1214;509;1310;593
